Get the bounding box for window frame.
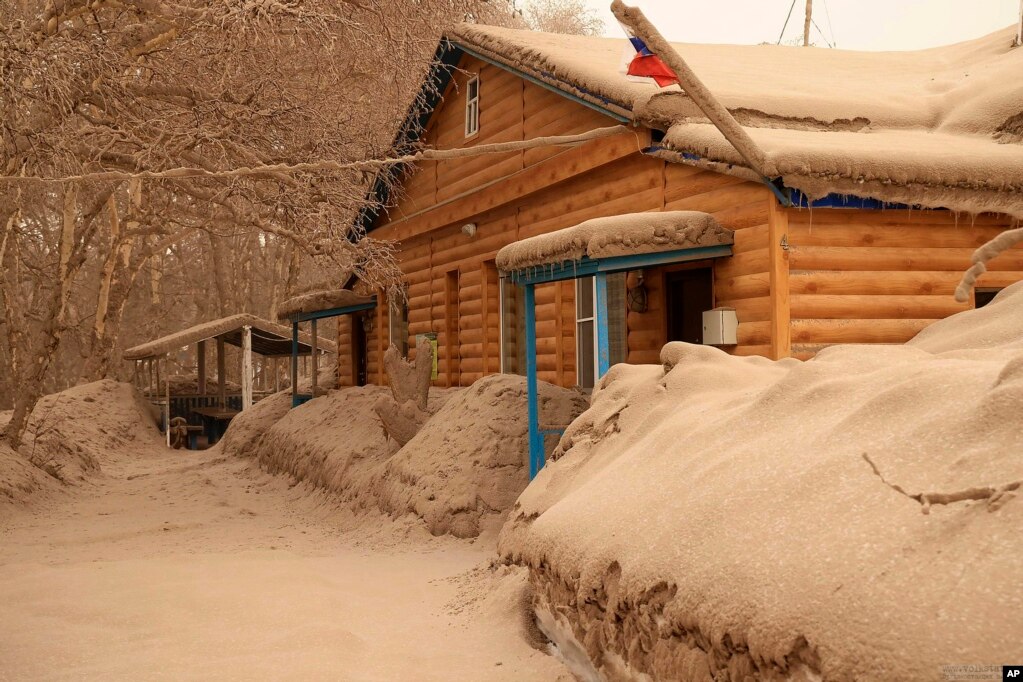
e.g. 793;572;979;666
576;276;597;389
464;75;480;139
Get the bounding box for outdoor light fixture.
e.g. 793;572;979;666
627;270;648;313
461;222;477;237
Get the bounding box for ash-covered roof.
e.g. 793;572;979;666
496;211;732;271
123;314;336;361
277;289;375;322
444;24;1023;217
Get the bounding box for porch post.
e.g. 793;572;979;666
216;337;226;409
594;271;611;379
524;282;543;479
291;321;299;407
196;339;207;395
164;354;171;447
310;318;318;396
241;325;253;411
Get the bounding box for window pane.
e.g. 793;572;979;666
577;276;594;318
607;272;628;365
577;319;595;388
501;278;525;375
468;77;478;100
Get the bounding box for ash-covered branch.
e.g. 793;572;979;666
862;453;1021;514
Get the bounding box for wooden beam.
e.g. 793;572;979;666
217;337;226;409
769;201;791;359
373;131;644;242
310;319;318;396
241;325;253;410
444;269;459;387
196;339;207;396
165;355;171;448
291;322;299;406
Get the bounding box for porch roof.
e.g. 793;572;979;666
123;314;334;361
496;211;733;284
278;289;377;323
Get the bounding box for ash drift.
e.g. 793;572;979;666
500;283;1023;680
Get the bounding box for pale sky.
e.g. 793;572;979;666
580;0;1020;51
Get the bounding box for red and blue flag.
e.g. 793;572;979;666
618;23;680;88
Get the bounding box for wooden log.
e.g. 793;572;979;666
664;168;745;204
374;132;643;241
785;207;1010;227
721;295;772;323
790;318;934;344
737;321;772;345
789;246;1023;272
714;271;771;300
663;183;769;216
196;340;207;395
768;199;791;359
217;337;226;409
731;344;772;358
715;248;771;280
787;221;1012;249
790;294;970;319
732;223;770;253
241;325;253;410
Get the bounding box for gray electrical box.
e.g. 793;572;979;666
702;307;738;345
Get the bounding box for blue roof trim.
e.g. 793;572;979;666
643;145;793;207
787;189;926;211
504;245;733;285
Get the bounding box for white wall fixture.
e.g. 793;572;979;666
702;307;738;345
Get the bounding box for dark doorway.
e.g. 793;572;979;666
351;313;369;387
664;268;714;345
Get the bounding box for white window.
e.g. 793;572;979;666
576;274;627;389
464;75;480;138
576;277;596;388
499;276;525;374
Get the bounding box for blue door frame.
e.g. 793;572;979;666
287;301;377;408
506;245;732;479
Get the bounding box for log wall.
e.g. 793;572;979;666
783;208;1021;359
341;52;1022;388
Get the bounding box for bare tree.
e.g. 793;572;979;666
0;0;511;447
522;0;605;35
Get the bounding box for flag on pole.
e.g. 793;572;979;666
617;21;680;88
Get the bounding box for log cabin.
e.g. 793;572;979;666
337;23;1023;392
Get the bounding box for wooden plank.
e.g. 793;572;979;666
790;318;934;344
732;223;770;253
786;207;1011;227
787;221;1013;249
790;294;970;319
790;245;1023;272
444;270;459;387
788;270;1023;296
768;199;791;359
714;248;771;280
715;271;771;300
373;132;644;241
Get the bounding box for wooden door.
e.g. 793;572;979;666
665;268;714;345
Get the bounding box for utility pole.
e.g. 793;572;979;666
803;0;813;47
1016;0;1022;47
